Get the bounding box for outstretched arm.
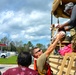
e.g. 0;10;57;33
45;32;65;57
56;22;70;31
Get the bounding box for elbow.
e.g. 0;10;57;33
70;19;75;26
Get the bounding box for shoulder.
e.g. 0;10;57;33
27;68;38;75
37;53;46;61
74;5;76;7
39;53;46;58
3;67;18;75
3;68;12;75
73;5;76;10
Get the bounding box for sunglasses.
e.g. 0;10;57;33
35;49;41;54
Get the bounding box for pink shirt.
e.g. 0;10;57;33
58;44;72;56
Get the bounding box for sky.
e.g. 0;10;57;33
0;0;68;46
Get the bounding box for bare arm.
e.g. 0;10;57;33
56;22;70;31
61;22;69;28
61;22;72;31
45;32;64;57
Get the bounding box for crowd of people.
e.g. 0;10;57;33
1;2;76;75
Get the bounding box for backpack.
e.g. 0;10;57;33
34;60;53;75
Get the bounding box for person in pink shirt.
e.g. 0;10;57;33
3;51;38;75
59;34;76;56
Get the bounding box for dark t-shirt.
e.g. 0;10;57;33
3;67;38;75
68;5;76;29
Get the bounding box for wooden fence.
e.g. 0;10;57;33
49;53;76;75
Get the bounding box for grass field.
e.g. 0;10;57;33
0;56;17;64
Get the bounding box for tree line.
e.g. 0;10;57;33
0;37;47;53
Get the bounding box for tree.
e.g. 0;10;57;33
15;41;24;52
36;43;46;52
0;37;10;51
24;41;34;52
15;41;23;47
1;37;9;44
10;41;17;51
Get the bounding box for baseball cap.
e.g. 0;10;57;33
64;2;74;13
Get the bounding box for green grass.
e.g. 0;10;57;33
0;56;17;64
